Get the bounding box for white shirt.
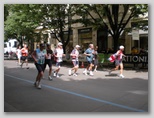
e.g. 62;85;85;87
54;48;64;62
16;49;21;56
70;49;79;61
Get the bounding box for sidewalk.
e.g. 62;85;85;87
5;60;148;80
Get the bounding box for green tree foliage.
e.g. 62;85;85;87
4;4;148;52
39;4;75;52
4;4;75;52
4;4;42;47
74;4;148;51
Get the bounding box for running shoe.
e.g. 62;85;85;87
56;74;60;78
89;71;94;76
119;74;125;78
37;83;41;89
73;73;77;76
53;71;56;77
83;70;87;75
20;63;23;68
68;69;72;76
94;69;97;72
48;76;53;80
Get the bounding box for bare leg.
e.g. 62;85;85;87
109;65;119;74
49;67;52;76
55;68;60;74
74;66;78;73
94;65;97;71
119;63;124;75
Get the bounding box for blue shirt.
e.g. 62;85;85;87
84;48;94;62
36;49;46;64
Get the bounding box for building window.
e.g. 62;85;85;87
97;27;108;53
140;36;148;50
78;28;92;51
13;41;17;48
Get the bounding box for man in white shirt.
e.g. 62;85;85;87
53;42;65;78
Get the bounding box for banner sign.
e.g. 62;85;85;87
132;29;139;40
63;54;148;64
122;54;148;63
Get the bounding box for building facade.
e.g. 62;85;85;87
34;6;148;55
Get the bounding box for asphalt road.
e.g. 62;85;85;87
4;60;148;112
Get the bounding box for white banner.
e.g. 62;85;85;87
132;29;139;40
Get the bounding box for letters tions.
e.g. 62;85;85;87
123;55;148;64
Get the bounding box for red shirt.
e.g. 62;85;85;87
21;48;28;56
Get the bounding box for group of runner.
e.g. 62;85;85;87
16;44;29;69
16;42;126;89
69;44;99;77
31;42;65;89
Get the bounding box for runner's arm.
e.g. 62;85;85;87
31;51;37;63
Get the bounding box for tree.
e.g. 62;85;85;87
4;4;76;53
41;4;75;53
4;4;45;49
74;4;148;51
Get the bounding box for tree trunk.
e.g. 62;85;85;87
113;34;119;52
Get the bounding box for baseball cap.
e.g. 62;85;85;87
75;45;80;48
58;42;63;46
119;45;124;49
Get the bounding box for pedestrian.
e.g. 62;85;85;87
93;46;99;72
53;42;65;78
20;44;29;69
83;44;94;76
109;45;126;78
68;45;80;76
32;43;47;89
16;45;22;65
44;43;53;80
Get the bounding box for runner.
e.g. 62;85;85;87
93;46;99;72
83;44;94;76
20;44;29;69
16;45;22;65
32;43;47;89
44;43;53;80
108;45;126;78
68;45;80;76
53;42;65;78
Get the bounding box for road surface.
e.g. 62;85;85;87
4;60;148;112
